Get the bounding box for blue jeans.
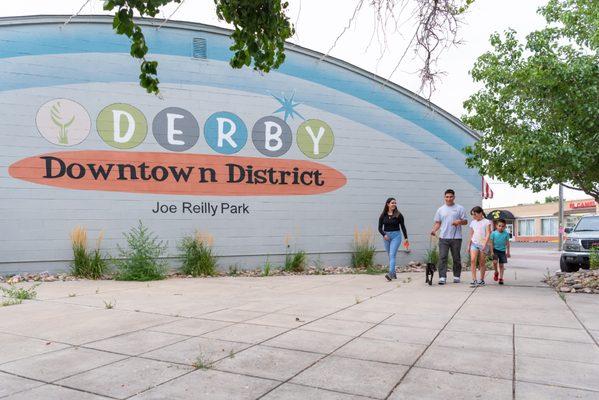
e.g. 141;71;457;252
383;231;402;276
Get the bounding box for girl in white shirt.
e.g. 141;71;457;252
468;206;492;287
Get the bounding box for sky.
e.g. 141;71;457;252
1;0;591;207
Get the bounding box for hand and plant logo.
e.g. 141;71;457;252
50;101;75;144
36;99;91;146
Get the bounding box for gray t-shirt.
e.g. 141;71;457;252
434;204;467;239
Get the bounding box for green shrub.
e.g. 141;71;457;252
263;257;272;276
70;227;108;279
228;265;239;276
424;247;439;265
179;232;217;276
590;246;599;270
284;250;306;272
351;228;376;268
114;221;167;281
463;251;493;269
283;234;306;272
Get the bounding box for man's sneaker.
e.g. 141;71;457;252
391;273;398;280
478;280;486;286
499;279;504;285
469;280;478;287
453;277;461;284
385;274;392;282
493;271;499;282
438;277;446;285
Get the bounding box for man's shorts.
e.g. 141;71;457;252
493;249;507;264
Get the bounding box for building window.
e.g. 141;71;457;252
541;218;558;236
518;219;535;236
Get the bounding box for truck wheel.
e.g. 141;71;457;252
560;256;579;273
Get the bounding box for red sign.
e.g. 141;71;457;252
568;200;596;209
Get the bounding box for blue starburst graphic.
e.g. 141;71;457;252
272;92;305;122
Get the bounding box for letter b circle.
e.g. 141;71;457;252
251;116;292;157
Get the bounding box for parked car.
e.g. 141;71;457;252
561;215;599;272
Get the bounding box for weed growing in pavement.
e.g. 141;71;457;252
104;300;115;309
68;293;77;297
114;221;168;281
229;350;235;359
363;265;385;275
179;231;217;277
192;353;212;370
1;298;22;307
351;228;376;269
1;283;39;301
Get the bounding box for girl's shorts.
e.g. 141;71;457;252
470;243;489;253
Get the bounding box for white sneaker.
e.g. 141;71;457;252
453;277;461;283
438;277;446;285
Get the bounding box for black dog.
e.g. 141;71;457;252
425;263;436;286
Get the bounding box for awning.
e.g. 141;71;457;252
486;210;515;221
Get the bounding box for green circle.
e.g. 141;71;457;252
97;103;147;149
296;119;334;159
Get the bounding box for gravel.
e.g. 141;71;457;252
0;261;426;283
544;270;599;294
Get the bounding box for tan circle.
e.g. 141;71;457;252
36;99;91;146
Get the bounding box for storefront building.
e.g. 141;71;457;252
486;199;598;242
0;16;482;274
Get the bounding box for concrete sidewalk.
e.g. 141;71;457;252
1;247;598;399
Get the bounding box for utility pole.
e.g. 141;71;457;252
558;183;564;251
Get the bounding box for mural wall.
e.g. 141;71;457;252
0;16;481;273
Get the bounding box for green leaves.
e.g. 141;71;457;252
104;0;294;94
462;0;599;201
103;1;171;93
215;0;294;72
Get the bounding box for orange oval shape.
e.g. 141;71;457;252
9;151;347;196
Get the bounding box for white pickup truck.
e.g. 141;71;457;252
561;215;599;272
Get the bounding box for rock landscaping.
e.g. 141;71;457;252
544;270;599;294
0;261;426;283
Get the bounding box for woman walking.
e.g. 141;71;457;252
378;197;409;281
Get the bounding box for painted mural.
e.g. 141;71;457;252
0;16;481;273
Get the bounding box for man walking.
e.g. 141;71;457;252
430;189;467;285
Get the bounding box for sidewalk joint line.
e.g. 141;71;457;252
384;286;479;399
512;323;516;400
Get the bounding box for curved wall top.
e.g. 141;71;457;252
0;15;479;189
